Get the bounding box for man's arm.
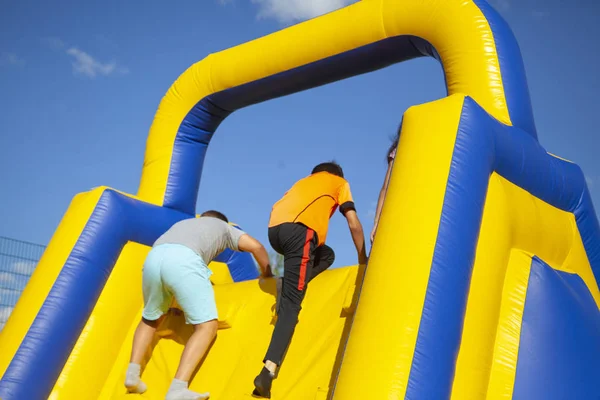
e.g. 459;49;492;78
344;210;368;265
237;234;273;277
371;161;394;243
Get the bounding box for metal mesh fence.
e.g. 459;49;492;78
0;236;46;331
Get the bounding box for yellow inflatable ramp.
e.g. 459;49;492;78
1;0;599;399
101;267;359;400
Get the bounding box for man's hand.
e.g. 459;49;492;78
237;234;272;278
344;210;368;266
262;264;274;278
370;225;377;244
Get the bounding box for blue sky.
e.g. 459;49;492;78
1;0;599;274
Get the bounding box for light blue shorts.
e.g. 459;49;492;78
142;243;217;325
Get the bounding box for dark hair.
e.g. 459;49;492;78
311;161;344;178
387;121;402;163
201;210;228;222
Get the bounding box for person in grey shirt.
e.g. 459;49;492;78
124;210;272;400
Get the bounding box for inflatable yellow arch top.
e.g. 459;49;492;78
1;0;599;399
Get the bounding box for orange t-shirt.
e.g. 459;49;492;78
268;172;355;246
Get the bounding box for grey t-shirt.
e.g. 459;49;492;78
153;216;246;264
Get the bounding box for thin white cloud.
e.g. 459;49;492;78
0;52;25;67
250;0;356;23
42;36;128;79
66;47;129;79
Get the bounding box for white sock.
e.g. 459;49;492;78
125;363;147;393
168;378;188;392
166;379;209;399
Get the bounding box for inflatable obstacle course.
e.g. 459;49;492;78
0;0;598;399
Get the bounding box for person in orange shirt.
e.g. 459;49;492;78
252;161;368;399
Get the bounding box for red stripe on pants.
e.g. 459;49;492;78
298;229;314;290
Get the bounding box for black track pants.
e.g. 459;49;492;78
264;222;335;365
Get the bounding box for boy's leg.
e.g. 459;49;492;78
161;245;218;400
307;244;335;284
264;224;316;365
126;246;171;394
263;261;311;364
129;317;163;365
165;320;217;400
175;320;218;382
126;317;162;393
254;223;316;398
